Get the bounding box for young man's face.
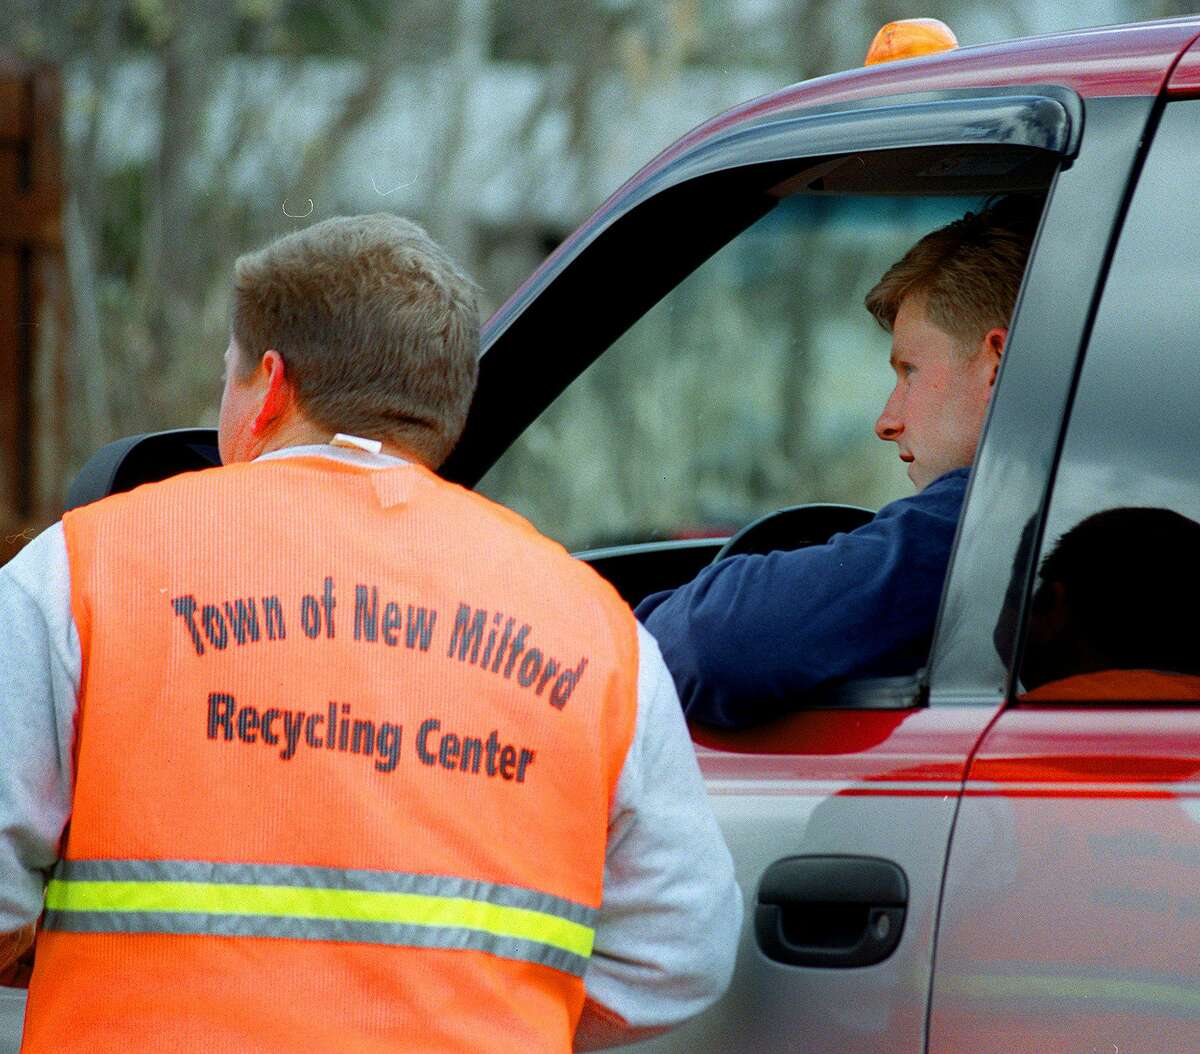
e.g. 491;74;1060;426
874;294;1004;490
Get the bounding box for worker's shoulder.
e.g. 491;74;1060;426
64;462;227;521
63;460;262;526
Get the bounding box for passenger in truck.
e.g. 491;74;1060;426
638;196;1041;727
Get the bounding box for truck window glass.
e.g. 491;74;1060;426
479;193;978;552
1018;100;1200;701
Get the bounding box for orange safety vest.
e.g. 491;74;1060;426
23;456;639;1054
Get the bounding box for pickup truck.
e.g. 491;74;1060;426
7;14;1200;1053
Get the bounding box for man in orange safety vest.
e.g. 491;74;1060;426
0;214;740;1053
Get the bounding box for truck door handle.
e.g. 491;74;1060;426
755;855;908;968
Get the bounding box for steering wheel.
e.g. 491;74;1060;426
711;503;875;563
704;502;922;711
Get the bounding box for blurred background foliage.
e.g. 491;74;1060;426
4;0;1195;546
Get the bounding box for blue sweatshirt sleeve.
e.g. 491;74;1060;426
635;469;969;728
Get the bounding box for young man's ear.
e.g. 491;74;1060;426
251;350;294;436
982;326;1008;386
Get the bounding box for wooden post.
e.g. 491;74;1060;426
0;60;63;563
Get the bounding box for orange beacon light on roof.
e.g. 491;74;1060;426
865;18;959;65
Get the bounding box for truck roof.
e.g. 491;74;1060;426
626;16;1200;212
485;17;1200;346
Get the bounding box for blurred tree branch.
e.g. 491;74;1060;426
292;4;414;205
140;0;237;380
426;0;493;266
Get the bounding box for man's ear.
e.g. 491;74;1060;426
982;326;1008;386
251;350;294;436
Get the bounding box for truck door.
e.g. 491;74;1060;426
929;98;1200;1054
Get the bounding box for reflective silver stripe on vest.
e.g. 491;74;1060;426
43;859;597;977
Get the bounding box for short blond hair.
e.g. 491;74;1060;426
231;213;479;467
865;196;1040;351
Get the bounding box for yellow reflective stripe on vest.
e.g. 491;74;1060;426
43;859;596;976
45;880;594;956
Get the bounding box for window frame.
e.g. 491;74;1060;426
928;93;1165;706
1004;97;1200;701
441;86;1083;487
